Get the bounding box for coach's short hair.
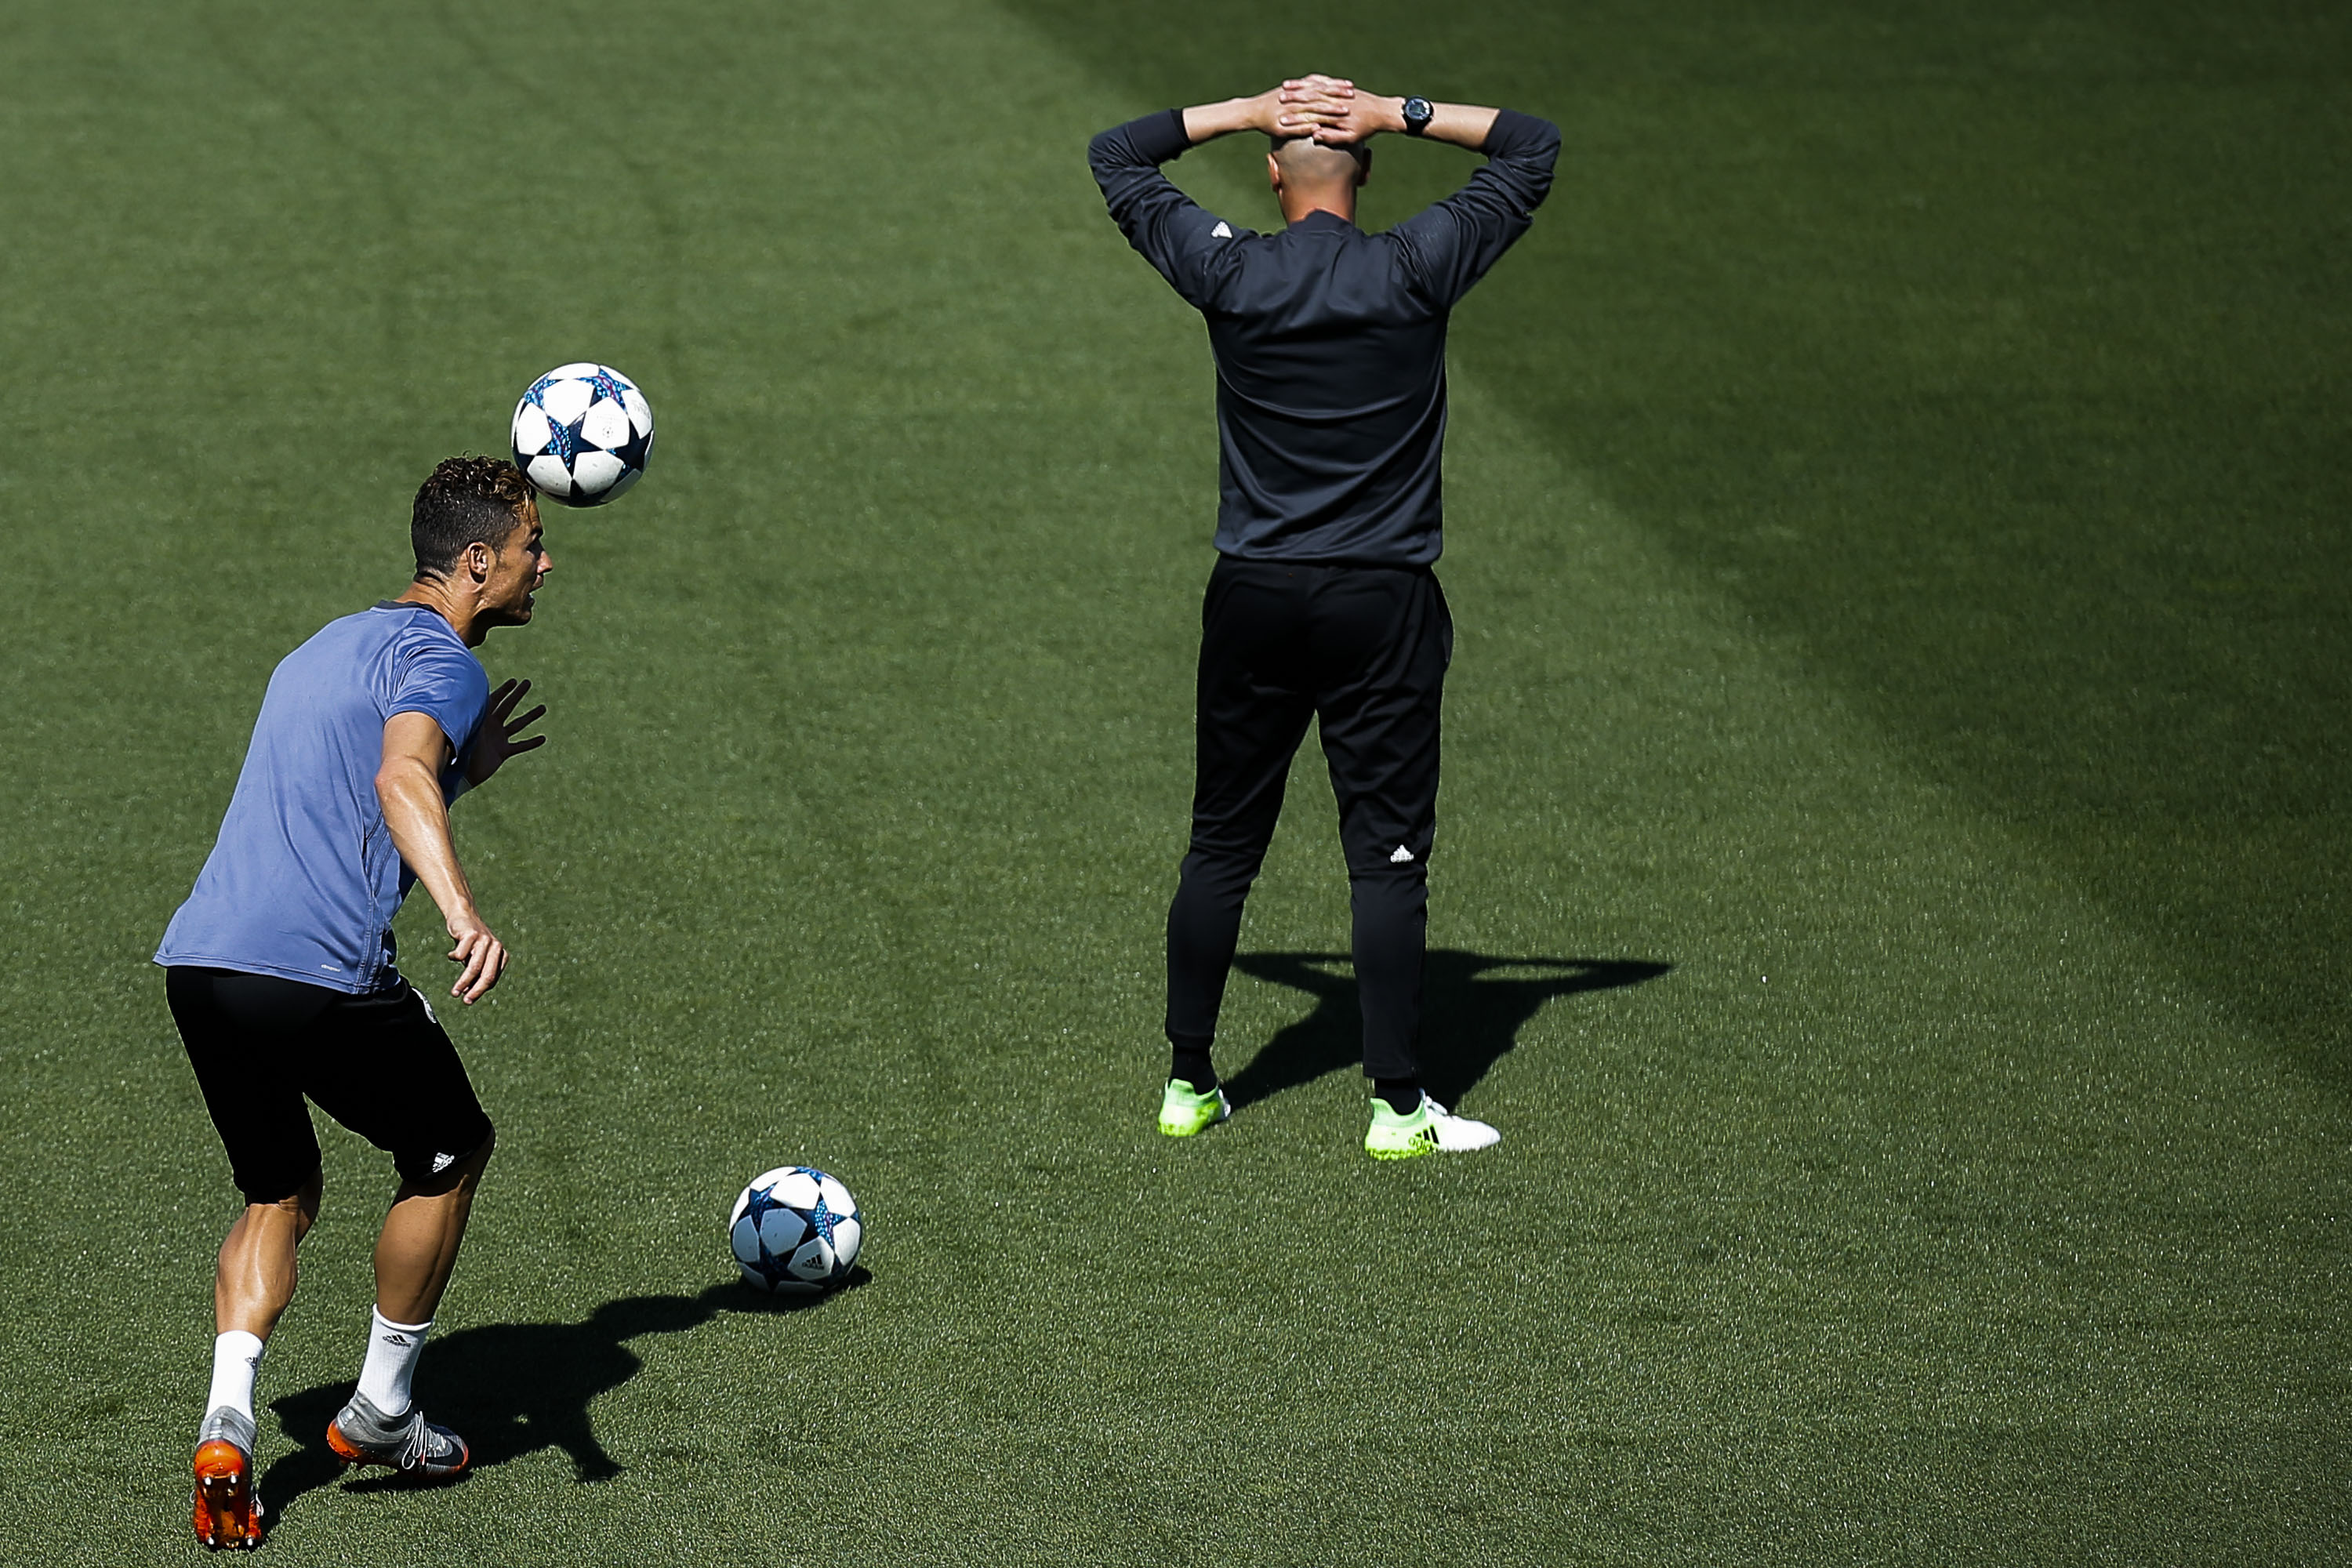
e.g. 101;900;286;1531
1269;135;1370;183
412;457;535;580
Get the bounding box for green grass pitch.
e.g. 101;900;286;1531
3;1;2347;1562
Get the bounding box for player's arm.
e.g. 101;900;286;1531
377;712;506;1004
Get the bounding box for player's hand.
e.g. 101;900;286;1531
465;677;548;788
446;916;508;1004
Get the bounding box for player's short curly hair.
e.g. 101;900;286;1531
412;456;536;580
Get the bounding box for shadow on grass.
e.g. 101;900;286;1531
258;1272;866;1526
1224;950;1669;1109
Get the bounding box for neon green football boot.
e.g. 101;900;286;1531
1364;1092;1501;1160
1157;1078;1231;1137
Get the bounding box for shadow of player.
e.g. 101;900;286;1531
258;1272;865;1523
1221;950;1670;1109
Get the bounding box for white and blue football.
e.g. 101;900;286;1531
728;1166;862;1295
510;361;653;507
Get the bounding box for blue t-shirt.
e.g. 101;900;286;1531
156;602;491;993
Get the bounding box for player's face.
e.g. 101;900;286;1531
482;499;551;626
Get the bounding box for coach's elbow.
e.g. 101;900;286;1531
1087;129;1145;186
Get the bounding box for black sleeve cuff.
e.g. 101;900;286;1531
1129;107;1192;165
1479;107;1559;158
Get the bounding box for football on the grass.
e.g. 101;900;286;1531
729;1167;862;1294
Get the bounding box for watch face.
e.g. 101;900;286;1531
1403;96;1434;129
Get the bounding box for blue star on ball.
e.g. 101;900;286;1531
521;379;582;461
585;366;633;406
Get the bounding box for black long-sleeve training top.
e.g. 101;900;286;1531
1089;107;1560;566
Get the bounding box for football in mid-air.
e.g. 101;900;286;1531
729;1167;862;1294
510;362;653;507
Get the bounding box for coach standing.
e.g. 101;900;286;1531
1090;77;1559;1158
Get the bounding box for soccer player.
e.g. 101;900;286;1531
157;457;553;1548
1089;78;1559;1158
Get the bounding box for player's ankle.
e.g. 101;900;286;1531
354;1308;433;1416
207;1330;266;1423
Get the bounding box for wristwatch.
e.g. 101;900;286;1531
1400;96;1435;136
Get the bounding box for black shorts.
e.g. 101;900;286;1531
1191;556;1452;874
165;965;495;1205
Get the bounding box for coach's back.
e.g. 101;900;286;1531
1091;107;1560;566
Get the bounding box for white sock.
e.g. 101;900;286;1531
355;1308;433;1415
207;1330;265;1421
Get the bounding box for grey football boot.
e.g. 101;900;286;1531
325;1390;471;1478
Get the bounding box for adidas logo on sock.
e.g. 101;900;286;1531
1390;845;1414;863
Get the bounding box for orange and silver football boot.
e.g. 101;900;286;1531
326;1391;471;1478
191;1407;263;1550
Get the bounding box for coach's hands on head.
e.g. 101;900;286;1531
1283;79;1502;151
1277;74;1377;143
466;677;548;788
1187;81;1333;143
1189;76;1493;151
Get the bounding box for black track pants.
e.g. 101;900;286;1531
1164;557;1451;1081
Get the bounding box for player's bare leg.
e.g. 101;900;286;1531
328;1136;492;1478
374;1133;492;1323
194;1176;319;1550
215;1178;320;1335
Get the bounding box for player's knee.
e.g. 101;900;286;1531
244;1191;309;1226
395;1120;495;1195
454;1123;496;1186
447;1123;496;1185
290;1171;322;1236
241;1162;323;1222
